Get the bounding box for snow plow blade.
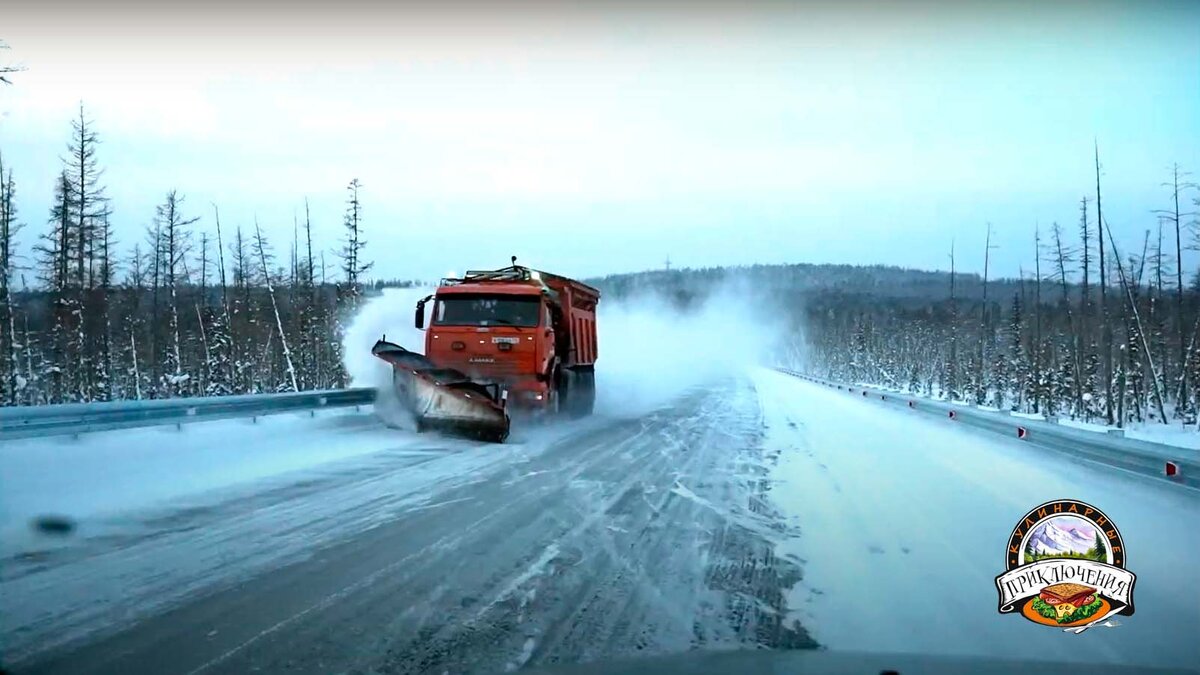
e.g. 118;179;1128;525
371;339;511;443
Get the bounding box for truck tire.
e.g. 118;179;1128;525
563;368;594;418
553;367;569;417
577;369;595;416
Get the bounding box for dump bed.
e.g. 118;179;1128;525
541;272;601;368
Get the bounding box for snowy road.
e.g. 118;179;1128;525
3;373;1198;673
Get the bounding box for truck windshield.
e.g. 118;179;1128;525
433;295;541;327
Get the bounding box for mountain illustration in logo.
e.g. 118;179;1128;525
1021;515;1107;563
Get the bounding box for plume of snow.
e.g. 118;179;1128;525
341;287;434;428
339;277;794;422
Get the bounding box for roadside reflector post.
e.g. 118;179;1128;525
1165;461;1180;478
948;410;957;420
1017;426;1028;439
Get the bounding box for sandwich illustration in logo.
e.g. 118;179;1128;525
995;500;1136;633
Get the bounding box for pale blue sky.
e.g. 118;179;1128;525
1;0;1197;284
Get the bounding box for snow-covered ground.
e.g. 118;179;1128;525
844;379;1200;451
752;368;1200;669
1059;417;1200;450
0;407;403;553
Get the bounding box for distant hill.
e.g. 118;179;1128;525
585;262;1045;307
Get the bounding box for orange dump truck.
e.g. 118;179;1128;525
372;259;600;442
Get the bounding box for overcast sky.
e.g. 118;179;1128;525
1;0;1198;284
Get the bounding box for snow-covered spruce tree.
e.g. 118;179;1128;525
32;171;75;403
64;104;109;401
338;178;372;309
152;190;198;397
204;205;235;397
228;224;257;393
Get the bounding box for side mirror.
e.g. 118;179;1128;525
415;296;431;329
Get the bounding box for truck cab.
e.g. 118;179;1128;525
415;263;599;415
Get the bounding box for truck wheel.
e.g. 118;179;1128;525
553;367;568;417
572;370;594;417
580;370;595;416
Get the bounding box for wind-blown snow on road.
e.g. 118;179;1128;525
3;371;1197;673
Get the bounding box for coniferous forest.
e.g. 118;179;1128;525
0;107;384;404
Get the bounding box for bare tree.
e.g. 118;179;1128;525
1095;142;1114;424
1104;217;1168;424
0;39;24;85
1050;221;1082;415
0;151;22;404
1153;164;1196;407
1033;225;1044;413
976;223;997;405
253;219;298;392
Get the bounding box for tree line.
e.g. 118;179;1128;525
803;150;1200;428
0;106;374;405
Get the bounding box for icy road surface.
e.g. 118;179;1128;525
3;373;1198;673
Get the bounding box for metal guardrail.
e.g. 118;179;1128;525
775;369;1199;490
0;388;377;440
